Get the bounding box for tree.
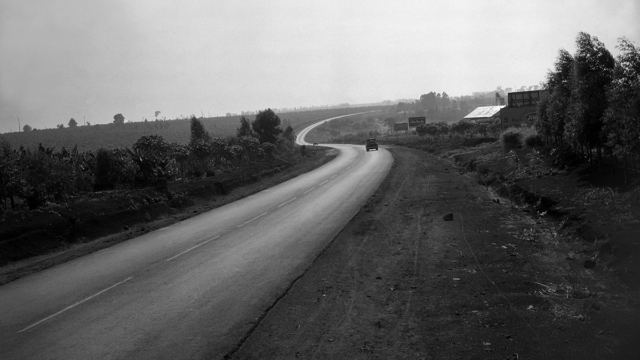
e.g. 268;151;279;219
603;37;640;180
236;115;254;137
22;124;32;132
155;111;161;119
416;124;428;137
283;125;295;142
251;109;282;144
565;32;615;160
69;118;78;128
113;113;125;126
537;49;574;145
420;92;438;109
57;124;64;129
189;116;211;145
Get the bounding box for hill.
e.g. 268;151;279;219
1;106;389;152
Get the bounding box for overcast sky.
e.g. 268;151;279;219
1;0;639;133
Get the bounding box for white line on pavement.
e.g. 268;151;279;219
303;187;316;194
319;180;328;186
236;212;268;228
165;235;220;262
18;276;135;333
277;198;297;208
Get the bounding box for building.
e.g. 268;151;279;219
462;106;505;123
499;89;548;128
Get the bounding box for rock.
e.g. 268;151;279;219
443;213;454;221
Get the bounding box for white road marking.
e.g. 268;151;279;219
277;198;297;208
18;276;135;333
236;212;268;228
331;175;336;179
319;180;329;186
303;187;316;194
165;235;220;262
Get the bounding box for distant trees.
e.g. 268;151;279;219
57;124;64;129
252;109;282;144
113;113;125;126
69;118;78;128
283;125;295;142
189;116;211;145
236;116;254;137
155;111;161;119
22;125;32;132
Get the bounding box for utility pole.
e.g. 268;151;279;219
18;117;20;132
84;116;86;126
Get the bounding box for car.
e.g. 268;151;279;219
365;138;378;151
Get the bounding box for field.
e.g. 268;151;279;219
1;106;389;152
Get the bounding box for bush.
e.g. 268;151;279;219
501;129;523;152
525;134;545;148
94;148;115;191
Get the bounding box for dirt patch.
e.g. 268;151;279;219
228;146;640;359
0;147;337;285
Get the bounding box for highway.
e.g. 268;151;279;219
0;115;392;359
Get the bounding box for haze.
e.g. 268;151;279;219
1;0;639;133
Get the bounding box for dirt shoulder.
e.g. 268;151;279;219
229;146;640;359
0;147;337;285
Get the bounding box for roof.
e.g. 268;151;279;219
463;106;505;120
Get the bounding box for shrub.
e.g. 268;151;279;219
501;129;523;152
94;148;115;191
525;134;545;148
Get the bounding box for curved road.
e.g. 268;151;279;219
0;114;392;359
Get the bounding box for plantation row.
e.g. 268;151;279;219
535;32;640;169
0;110;297;212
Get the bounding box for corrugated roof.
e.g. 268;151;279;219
463;106;505;119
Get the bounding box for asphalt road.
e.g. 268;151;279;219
0;115;392;359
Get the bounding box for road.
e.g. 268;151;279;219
0;115;392;359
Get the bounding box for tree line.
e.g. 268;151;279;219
536;32;640;178
0;109;295;211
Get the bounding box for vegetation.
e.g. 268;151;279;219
0;106;387;152
536;32;640;179
0;110;308;213
251;109;282;144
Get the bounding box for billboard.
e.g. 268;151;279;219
408;117;426;127
394;123;409;131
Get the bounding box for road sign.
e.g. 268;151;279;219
408;117;426;127
394;123;409;131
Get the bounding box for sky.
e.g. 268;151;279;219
1;0;639;133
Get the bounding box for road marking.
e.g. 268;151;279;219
319;180;329;186
237;212;268;227
331;174;336;178
165;235;220;262
277;197;297;208
303;187;316;194
18;276;134;333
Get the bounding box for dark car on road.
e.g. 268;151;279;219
366;138;378;151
